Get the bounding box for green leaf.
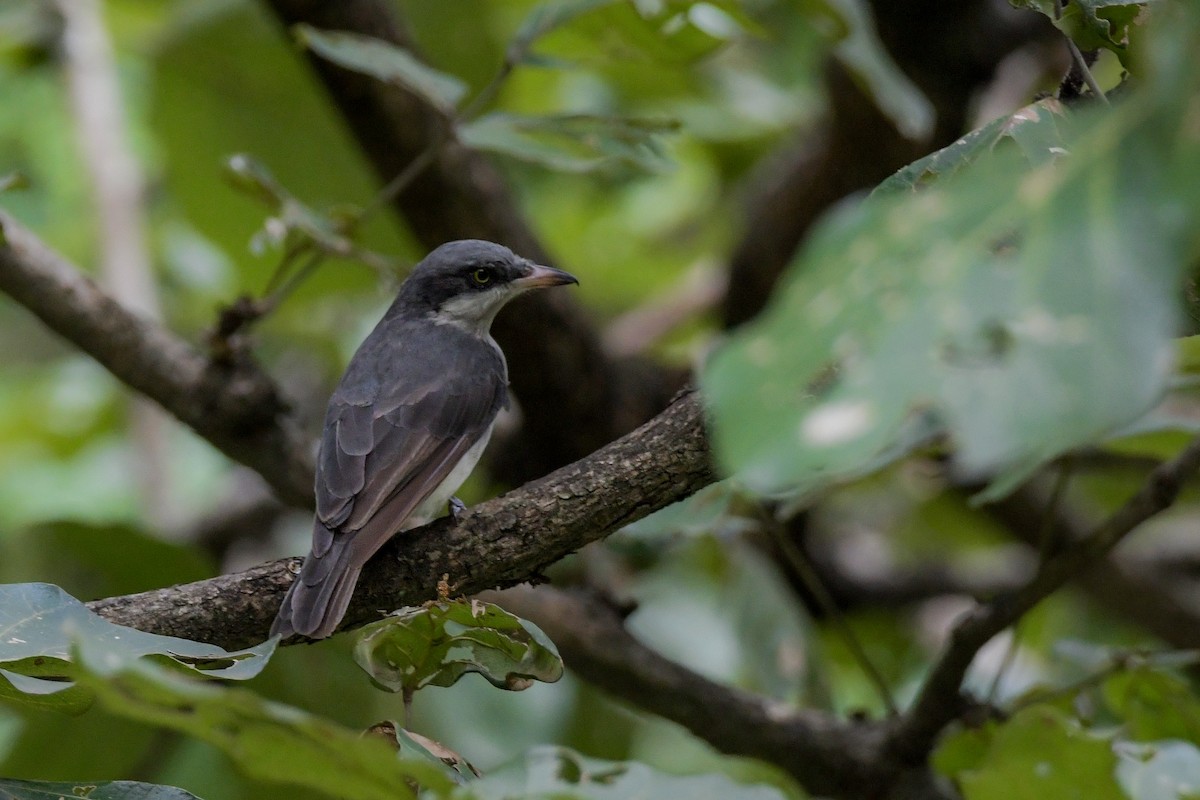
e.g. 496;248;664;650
1117;741;1200;800
1104;668;1200;745
70;649;453;800
875;98;1068;195
453;745;788;799
1010;0;1154;67
799;0;934;139
576;0;751;65
508;0;623;64
0;778;205;800
458;112;677;173
223;153;393;267
0;171;28;193
0;582;275;713
702;7;1200;503
353;600;563;694
937;707;1125;800
293;25;467;112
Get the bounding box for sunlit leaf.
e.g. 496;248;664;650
354;600;563;694
0;778;205;800
459;112;676;173
294;25;467;112
702;6;1200;503
453;746;788;799
0;583;275;713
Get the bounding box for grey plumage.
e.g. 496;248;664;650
271;240;577;640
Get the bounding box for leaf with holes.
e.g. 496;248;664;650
1011;0;1156;66
354;600;563;694
702;6;1200;503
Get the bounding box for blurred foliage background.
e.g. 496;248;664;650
2;0;1200;799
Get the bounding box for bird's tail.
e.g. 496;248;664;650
270;525;363;640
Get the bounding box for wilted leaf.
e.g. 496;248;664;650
69;651;453;800
354;600;563;694
367;720;481;784
702;7;1200;504
294;25;467;112
459;112;676;173
0;778;204;800
453;746;788;799
875;98;1068;195
0;582;274;713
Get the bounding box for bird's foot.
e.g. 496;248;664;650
448;496;467;521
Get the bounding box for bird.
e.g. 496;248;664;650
270;240;578;640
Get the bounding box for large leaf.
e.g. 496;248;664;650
293;25;467;113
0;583;274;713
453;746;788;800
702;5;1200;504
0;778;204;800
458;113;676;173
936;707;1125;800
354;600;563;694
70;642;454;800
874;98;1067;195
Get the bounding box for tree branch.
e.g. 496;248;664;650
487;585;956;800
87;390;714;649
0;210;315;507
888;435;1200;763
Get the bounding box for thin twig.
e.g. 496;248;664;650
986;463;1074;702
766;512;898;716
889;434;1200;763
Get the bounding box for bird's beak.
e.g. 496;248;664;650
514;263;579;289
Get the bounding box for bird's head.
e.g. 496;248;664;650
392;240;578;333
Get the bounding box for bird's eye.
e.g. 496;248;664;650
471;268;492;286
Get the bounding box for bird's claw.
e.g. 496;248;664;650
448;496;467;521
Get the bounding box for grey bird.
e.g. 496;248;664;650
271;240;578;640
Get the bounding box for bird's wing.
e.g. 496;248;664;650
272;321;507;639
313;322;508;572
